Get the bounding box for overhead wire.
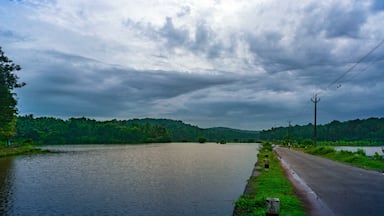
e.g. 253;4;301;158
326;38;384;90
301;38;384;127
341;57;383;86
276;39;384;127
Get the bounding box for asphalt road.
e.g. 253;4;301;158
275;147;384;216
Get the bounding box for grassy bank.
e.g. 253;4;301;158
303;146;384;172
234;143;306;216
0;145;50;157
317;140;383;146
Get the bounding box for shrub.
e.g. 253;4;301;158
300;138;313;145
355;149;366;156
197;137;206;143
373;152;383;160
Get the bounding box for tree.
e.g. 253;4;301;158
0;47;25;143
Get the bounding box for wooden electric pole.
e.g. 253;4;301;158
311;94;320;146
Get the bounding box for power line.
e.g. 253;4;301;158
307;39;384;145
327;39;384;89
341;57;384;86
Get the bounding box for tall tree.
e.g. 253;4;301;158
0;47;25;143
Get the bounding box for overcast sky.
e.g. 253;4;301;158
1;0;384;130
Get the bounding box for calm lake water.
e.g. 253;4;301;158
0;143;259;216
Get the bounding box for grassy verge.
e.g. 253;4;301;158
303;146;384;172
0;145;51;157
317;140;383;146
234;143;306;216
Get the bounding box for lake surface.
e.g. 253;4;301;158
0;143;259;216
334;146;384;156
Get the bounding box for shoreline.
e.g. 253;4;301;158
232;156;261;216
0;146;51;158
233;144;306;216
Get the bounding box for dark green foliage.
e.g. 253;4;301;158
260;117;384;145
15;116;172;145
373;152;383;160
14;116;260;145
0;47;25;143
356;148;366;157
197;137;207;143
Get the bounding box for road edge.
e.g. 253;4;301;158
274;147;335;216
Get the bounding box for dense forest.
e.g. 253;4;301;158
259;117;384;145
14;115;259;145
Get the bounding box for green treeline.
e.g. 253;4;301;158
13;114;384;146
16;115;172;144
15;115;260;145
0;47;25;143
259;117;384;145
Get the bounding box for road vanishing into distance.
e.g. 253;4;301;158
275;147;384;216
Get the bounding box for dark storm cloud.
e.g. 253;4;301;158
300;1;369;38
0;29;18;39
371;0;384;11
0;28;27;43
244;1;375;89
157;17;225;58
124;16;225;59
192;22;223;58
247;31;298;72
324;5;367;38
161;76;313;129
16;49;234;119
246;31;334;75
160;17;190;47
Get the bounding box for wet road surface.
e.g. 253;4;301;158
275;147;384;216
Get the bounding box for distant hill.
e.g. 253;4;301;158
14;116;260;145
202;127;260;143
127;118;259;143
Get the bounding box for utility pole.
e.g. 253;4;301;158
311;94;320;146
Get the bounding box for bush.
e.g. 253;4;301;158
197;137;207;143
262;142;273;151
373;152;383;160
300;139;313;145
355;149;366;156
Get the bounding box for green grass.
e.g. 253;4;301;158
317;140;383;146
0;145;50;157
303;146;384;172
234;143;306;216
